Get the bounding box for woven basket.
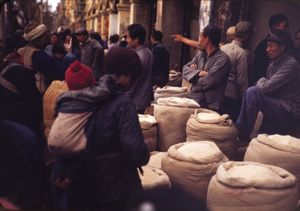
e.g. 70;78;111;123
43;80;68;138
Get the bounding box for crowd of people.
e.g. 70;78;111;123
0;12;300;210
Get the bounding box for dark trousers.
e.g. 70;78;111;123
236;86;294;139
222;96;242;123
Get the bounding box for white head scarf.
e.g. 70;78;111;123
24;24;47;42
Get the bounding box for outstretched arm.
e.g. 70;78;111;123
171;34;199;48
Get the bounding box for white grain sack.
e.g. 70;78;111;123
138;114;158;152
206;161;298;211
147;152;167;169
244;134;300;198
138;166;171;190
186;112;238;160
161;141;228;205
154;98;201;151
154;86;189;101
167;70;182;87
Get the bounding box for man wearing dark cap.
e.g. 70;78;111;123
236;29;300;144
221;21;253;122
250;13;290;86
74;28;104;81
51;47;150;210
182;25;231;113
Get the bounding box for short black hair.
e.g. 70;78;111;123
202;25;222;47
152;30;163;42
127;24;146;44
109;34;119;43
52;45;67;55
268;13;288;30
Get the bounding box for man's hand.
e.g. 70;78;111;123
190;64;197;70
64;38;72;54
199;71;208;77
171;34;184;42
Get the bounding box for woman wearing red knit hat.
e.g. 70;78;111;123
50;47;150;210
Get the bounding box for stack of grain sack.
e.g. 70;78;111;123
161;141;229;205
154;97;200;151
186;112;238;160
138;114;158;152
154;86;189;101
43;80;68;138
244;134;300;198
166;70;182;87
206;161;299;211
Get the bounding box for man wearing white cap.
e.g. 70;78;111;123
18;22;75;93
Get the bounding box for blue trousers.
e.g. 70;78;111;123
236;86;294;138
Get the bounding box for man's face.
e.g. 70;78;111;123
266;41;285;60
65;35;72;45
198;32;208;51
274;20;290;32
50;35;58;45
75;34;87;43
296;32;300;48
126;31;137;49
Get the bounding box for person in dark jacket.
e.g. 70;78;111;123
236;30;300;144
51;47;150;210
0;120;54;210
151;30;170;88
0;51;43;135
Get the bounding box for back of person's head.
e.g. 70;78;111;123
90;32;102;41
64;28;71;35
268;13;288;30
155;75;166;88
52;45;66;55
58;32;67;45
152;30;163;42
127;24;146;44
226;26;236;41
235;21;253;38
266;29;293;50
109;34;119;43
104;47;142;82
203;25;222;47
74;28;89;36
65;61;95;90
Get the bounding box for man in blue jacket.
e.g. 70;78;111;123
236;30;300;144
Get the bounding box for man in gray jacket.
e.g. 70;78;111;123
221;21;253;122
183;25;231;113
236;29;300;144
75;28;104;81
126;24;153;114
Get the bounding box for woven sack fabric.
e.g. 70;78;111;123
244;134;300;197
186;112;238;160
139;114;158;152
147;151;167;169
43;80;68;138
154;86;189;101
206;161;298;211
138;166;171;191
161;141;228;205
